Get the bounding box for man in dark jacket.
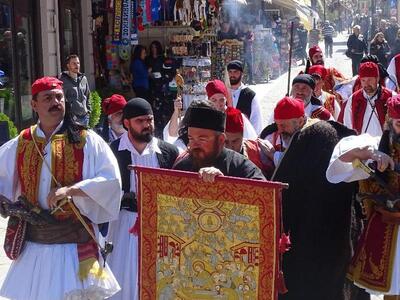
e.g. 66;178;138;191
59;54;91;126
297;22;308;65
347;26;368;76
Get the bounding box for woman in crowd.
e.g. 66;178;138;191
370;32;391;68
130;45;150;100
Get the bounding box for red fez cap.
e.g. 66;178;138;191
206;80;228;99
387;95;400;119
309;46;322;59
274;97;305;120
359;62;379;78
102;94;127;115
308;65;327;80
225;107;244;133
31;76;63;96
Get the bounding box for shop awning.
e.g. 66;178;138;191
271;0;297;12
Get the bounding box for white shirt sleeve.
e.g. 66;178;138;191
333;98;341;120
386;57;398;92
342;95;354;131
242;114;258;139
250;94;263;134
73;130;122;224
0;137;19;202
163;121;178;144
326;134;380;184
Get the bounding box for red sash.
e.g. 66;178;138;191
351;88;391;134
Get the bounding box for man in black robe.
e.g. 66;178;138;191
173;100;265;181
269;97;361;300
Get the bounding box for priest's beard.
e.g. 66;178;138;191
190;139;221;169
128;126;153;143
229;74;242;86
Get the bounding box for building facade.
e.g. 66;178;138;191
1;0;94;130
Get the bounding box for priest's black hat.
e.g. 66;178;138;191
227;60;244;72
123;98;153;120
187;107;226;133
292;74;315;90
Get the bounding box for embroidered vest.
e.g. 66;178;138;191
351;88;391;134
16;125;86;220
347;131;400;291
322;92;336;117
236;87;255;120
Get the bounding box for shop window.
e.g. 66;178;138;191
16;15;34;121
0;3;15;124
59;0;82;68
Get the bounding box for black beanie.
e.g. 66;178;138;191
227;60;244;72
292;74;316;90
123;98;153;120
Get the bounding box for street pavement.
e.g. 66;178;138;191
0;34;383;300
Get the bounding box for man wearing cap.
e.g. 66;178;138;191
327;95;400;300
264;96;357;300
173;100;265;180
163;79;257;145
308;45;346;93
100;94;127;143
342;61;396;137
260;97;306;162
291;74;333;121
225;106;275;178
227;60;263;134
0;77;122;299
108;97;179;300
307;65;341;120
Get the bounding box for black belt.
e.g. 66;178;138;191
120;192;137;212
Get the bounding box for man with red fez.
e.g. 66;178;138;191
342;61;396;137
327;94;400;299
261;96;358;300
227;60;263;134
308;65;341;120
308;45;346;94
260;96;305;158
225;106;275;178
173;100;265;181
0;77;122;299
290;74;333;121
108;98;179;300
100;94;127;143
163;79;257;147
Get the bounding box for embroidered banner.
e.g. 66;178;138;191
112;0;123;43
135;167;284;300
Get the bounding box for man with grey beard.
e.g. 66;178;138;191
108;98;179;300
291;74;332;121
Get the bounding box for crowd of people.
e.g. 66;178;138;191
3;13;400;300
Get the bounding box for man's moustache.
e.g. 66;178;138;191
49;106;61;112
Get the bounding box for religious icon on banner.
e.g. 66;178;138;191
134;167;284;299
